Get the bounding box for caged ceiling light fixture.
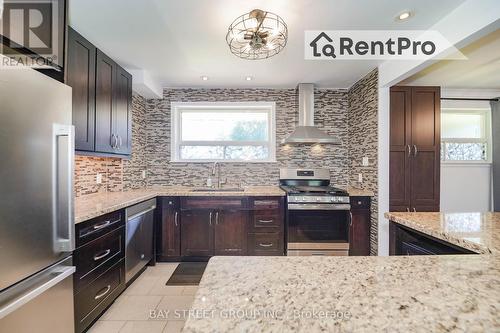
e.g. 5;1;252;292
226;9;288;60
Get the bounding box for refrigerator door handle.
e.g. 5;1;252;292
52;124;75;253
0;265;75;320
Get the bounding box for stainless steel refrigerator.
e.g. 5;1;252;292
0;68;76;333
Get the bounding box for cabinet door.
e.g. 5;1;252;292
113;66;132;155
95;50;116;153
214;209;247;255
410;87;440;211
180;210;213;256
349;209;371;256
67;27;96;151
159;198;180;257
389;87;412;211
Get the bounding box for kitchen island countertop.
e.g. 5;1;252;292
182;255;500;333
385;212;500;254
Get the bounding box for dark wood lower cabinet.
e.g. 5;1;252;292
180;209;214;256
74;211;126;333
158;197;180;258
349;197;371;256
214;209;247;255
158;196;285;260
389;222;475;255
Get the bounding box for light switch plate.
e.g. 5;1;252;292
142;170;147;179
96;173;102;184
362;157;369;166
358;173;363;183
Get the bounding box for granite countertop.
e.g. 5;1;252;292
346;186;375;197
75;186;285;224
385;212;500;254
182;255;500;333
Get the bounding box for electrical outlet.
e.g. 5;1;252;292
358;173;363;183
362;157;369;166
96;173;102;184
141;170;147;179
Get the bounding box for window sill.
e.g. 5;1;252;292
441;162;492;167
169;160;278;164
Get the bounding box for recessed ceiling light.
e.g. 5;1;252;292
245;76;253;81
397;11;412;21
201;76;209;81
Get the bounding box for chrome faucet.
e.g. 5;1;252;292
211;162;227;189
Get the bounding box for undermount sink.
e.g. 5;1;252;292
190;187;245;192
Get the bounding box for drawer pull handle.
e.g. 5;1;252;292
258;219;274;224
93;249;111;261
94;285;111;300
93;220;111;230
311;252;325;256
259;243;274;247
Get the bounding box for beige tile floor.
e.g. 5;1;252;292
88;263;196;333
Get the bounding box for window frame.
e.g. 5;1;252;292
440;107;492;164
170;102;277;163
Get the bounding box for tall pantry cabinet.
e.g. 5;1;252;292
389;86;441;212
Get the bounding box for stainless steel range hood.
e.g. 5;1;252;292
282;83;341;144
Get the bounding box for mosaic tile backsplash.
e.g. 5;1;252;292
348;69;379;255
145;88;350;187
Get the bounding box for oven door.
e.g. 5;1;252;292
287;204;350;256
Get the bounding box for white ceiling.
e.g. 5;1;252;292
400;28;500;89
69;0;465;89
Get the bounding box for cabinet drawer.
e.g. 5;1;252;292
350;197;371;210
181;197;245;209
251;214;281;230
248;233;283;255
74;227;125;292
252;198;281;210
77;210;123;247
75;260;124;328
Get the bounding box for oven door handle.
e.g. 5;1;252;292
287;204;351;211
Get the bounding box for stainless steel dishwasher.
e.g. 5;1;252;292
125;199;156;283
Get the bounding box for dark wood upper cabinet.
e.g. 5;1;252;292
113;66;132;155
66;27;132;157
180;210;214;257
66;28;96;151
214;209;247;255
95;49;116;154
389;86;440;212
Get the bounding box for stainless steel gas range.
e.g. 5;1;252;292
280;168;351;256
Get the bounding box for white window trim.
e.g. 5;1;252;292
170;102;277;163
441;107;492;165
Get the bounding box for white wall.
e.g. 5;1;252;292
441;164;492;212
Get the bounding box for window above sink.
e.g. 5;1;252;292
170;102;276;163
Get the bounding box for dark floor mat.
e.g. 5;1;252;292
166;262;207;286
